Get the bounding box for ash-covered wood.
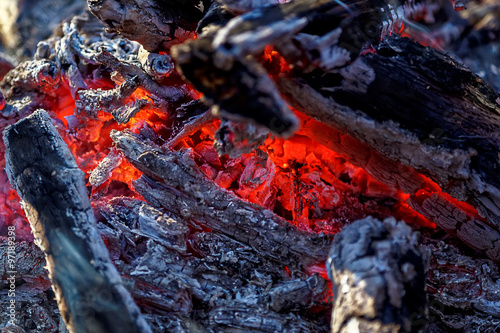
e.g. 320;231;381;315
110;129;334;268
328;217;428;333
3;110;151;333
98;197;331;332
95;48;186;105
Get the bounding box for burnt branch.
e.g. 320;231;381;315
3;110;151;333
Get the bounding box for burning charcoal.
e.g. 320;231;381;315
328;217;429;333
3;110;151;333
99;197;189;253
268;274;328;312
87;0;201;52
280;35;500;261
214;119;270;158
89;148;123;187
110;129;334;268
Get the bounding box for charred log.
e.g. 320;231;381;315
110;129;334;268
280;35;500;261
3;110;151;333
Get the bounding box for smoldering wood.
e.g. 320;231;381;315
3;110;151;333
171;30;300;136
327;217;428;333
279;35;500;261
95;49;187;105
169;0;500;261
110;129;334;268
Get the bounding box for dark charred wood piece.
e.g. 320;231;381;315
110;129;334;268
172;33;299;136
3;110;151;333
280;35;500;261
328;217;428;333
87;0;201;52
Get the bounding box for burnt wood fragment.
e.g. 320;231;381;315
172;33;300;136
3;110;151;333
87;0;201;52
328;217;428;333
110;129;334;268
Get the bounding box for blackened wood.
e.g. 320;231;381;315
172;33;299;136
110;129;334;268
3;110;151;333
328;217;428;333
279;36;500;261
87;0;201;52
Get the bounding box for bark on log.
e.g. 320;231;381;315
3;110;151;333
328;217;428;333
